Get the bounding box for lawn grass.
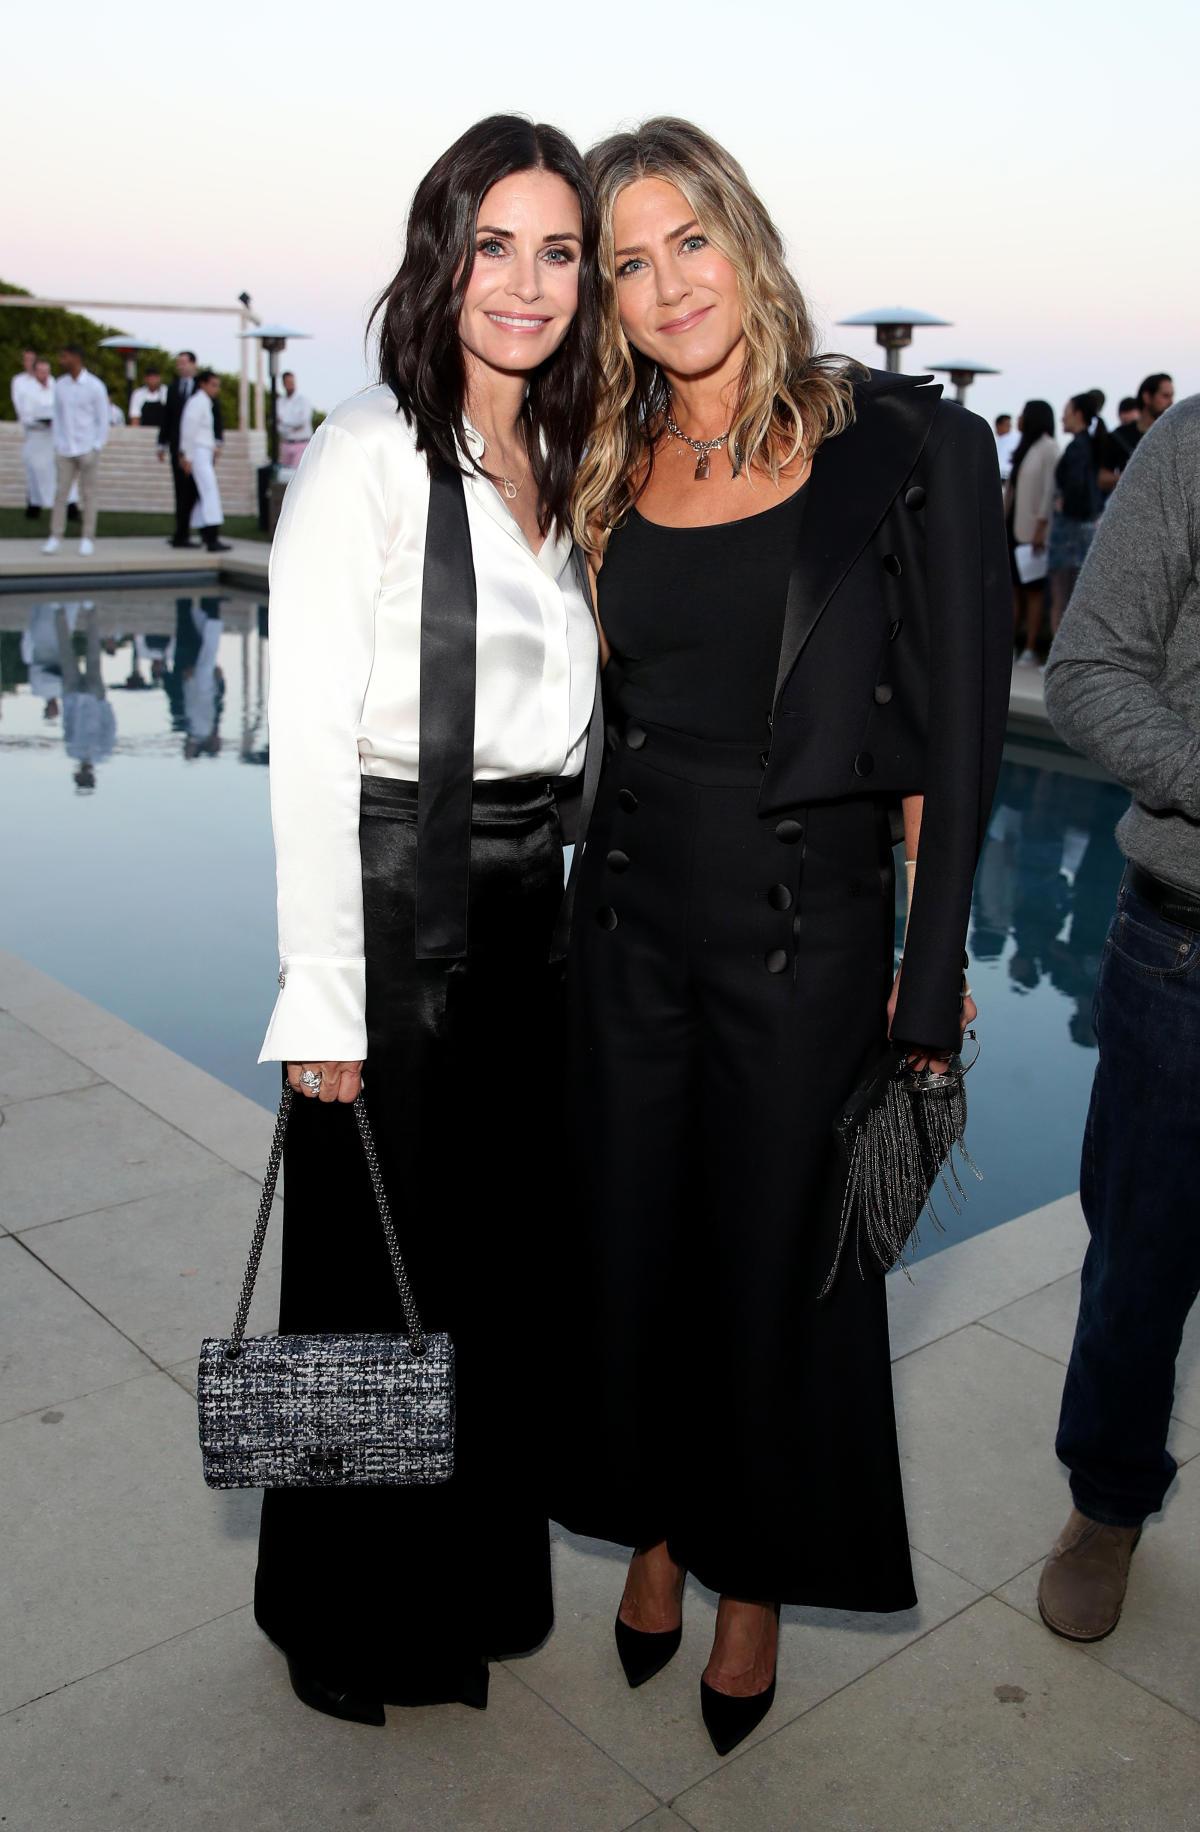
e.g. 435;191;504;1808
0;507;269;543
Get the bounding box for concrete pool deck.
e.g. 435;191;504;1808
2;945;1198;1829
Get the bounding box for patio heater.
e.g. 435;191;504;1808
98;334;161;415
927;361;1001;405
836;308;951;374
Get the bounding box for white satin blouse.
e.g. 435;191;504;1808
259;385;597;1064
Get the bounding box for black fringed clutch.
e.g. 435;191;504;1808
820;1035;980;1297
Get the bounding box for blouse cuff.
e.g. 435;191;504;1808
257;956;367;1063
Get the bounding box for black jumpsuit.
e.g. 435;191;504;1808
554;493;916;1611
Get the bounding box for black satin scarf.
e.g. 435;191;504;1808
416;466;478;959
414;465;602;962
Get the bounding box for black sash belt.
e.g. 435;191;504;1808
415;465;478;959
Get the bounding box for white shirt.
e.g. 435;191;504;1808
276;389;313;441
11;371;39;418
17;378;55;430
994;428;1020;479
259;384;597;1063
179;390;217;460
52;369;109;458
129;383;167;422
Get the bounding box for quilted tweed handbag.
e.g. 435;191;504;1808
197;1085;454;1489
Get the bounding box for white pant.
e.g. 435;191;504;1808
23;425;57;507
189;446;223;527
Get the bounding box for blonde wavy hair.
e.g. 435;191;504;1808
572;118;860;551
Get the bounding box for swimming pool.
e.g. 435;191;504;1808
0;584;1128;1256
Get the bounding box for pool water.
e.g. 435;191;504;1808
0;586;1129;1257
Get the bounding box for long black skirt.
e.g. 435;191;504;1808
255;775;564;1706
552;722;917;1612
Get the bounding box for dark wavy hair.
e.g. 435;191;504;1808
370;115;600;535
1008;399;1055;486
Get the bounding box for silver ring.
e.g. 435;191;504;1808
299;1069;323;1090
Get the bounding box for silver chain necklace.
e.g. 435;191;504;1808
665;407;731;481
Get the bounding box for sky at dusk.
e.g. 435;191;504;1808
5;0;1195;432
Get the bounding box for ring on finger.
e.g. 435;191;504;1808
299;1068;323;1091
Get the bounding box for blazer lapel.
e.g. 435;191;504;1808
772;379;943;711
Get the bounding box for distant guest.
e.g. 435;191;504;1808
1107;372;1174;472
107;389;125;427
130;368;168;427
179;370;230;552
158;351;224;548
275;371;313;468
994;411;1019;480
17;357;57;519
11;347;42;518
43;345;108;558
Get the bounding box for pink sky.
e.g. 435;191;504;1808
6;0;1194;432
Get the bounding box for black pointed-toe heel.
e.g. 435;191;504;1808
286;1656;386;1726
614;1611;684;1689
699;1603;781;1756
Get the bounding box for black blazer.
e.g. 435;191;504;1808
758;368;1012;1053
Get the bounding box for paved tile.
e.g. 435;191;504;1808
0;1011;100;1105
998;1461;1200;1723
512;1531;979;1800
895;1325;1200;1597
887;1193;1088;1362
895;1323;1074;1590
625;1814;697;1831
0;1608;657;1832
673;1598;1200;1832
0;1236;153;1422
2;1081;226;1230
0;947;276;1180
0;533;269;583
0;1373;259;1714
25;1169;281;1369
985;1271;1200;1433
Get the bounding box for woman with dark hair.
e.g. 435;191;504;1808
254;114;601;1724
1004;398;1058;663
1047;394;1104;635
553;117;1011;1754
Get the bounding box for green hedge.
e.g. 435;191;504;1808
1;279;277;432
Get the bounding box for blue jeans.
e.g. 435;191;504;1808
1056;873;1200;1525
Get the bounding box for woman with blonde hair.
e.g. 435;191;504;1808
553;117;1011;1753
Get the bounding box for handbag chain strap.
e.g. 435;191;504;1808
226;1085;427;1359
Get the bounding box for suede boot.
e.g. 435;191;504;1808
1037;1507;1141;1641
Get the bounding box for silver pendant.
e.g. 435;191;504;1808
503;477;518;500
694;452;710;481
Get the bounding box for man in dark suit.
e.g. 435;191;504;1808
158;350;224;547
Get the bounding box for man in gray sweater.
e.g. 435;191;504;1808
1039;392;1200;1641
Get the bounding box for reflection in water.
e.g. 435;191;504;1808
57;603;115;792
0;596;1136;1243
969;756;1127;1050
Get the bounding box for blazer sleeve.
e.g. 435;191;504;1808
890;408;1011;1054
258;422;387;1063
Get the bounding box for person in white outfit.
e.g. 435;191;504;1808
179;371;230;552
44;346;108;555
275;372;314;468
129;369;168;427
12;348;44;519
17;358;57;518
